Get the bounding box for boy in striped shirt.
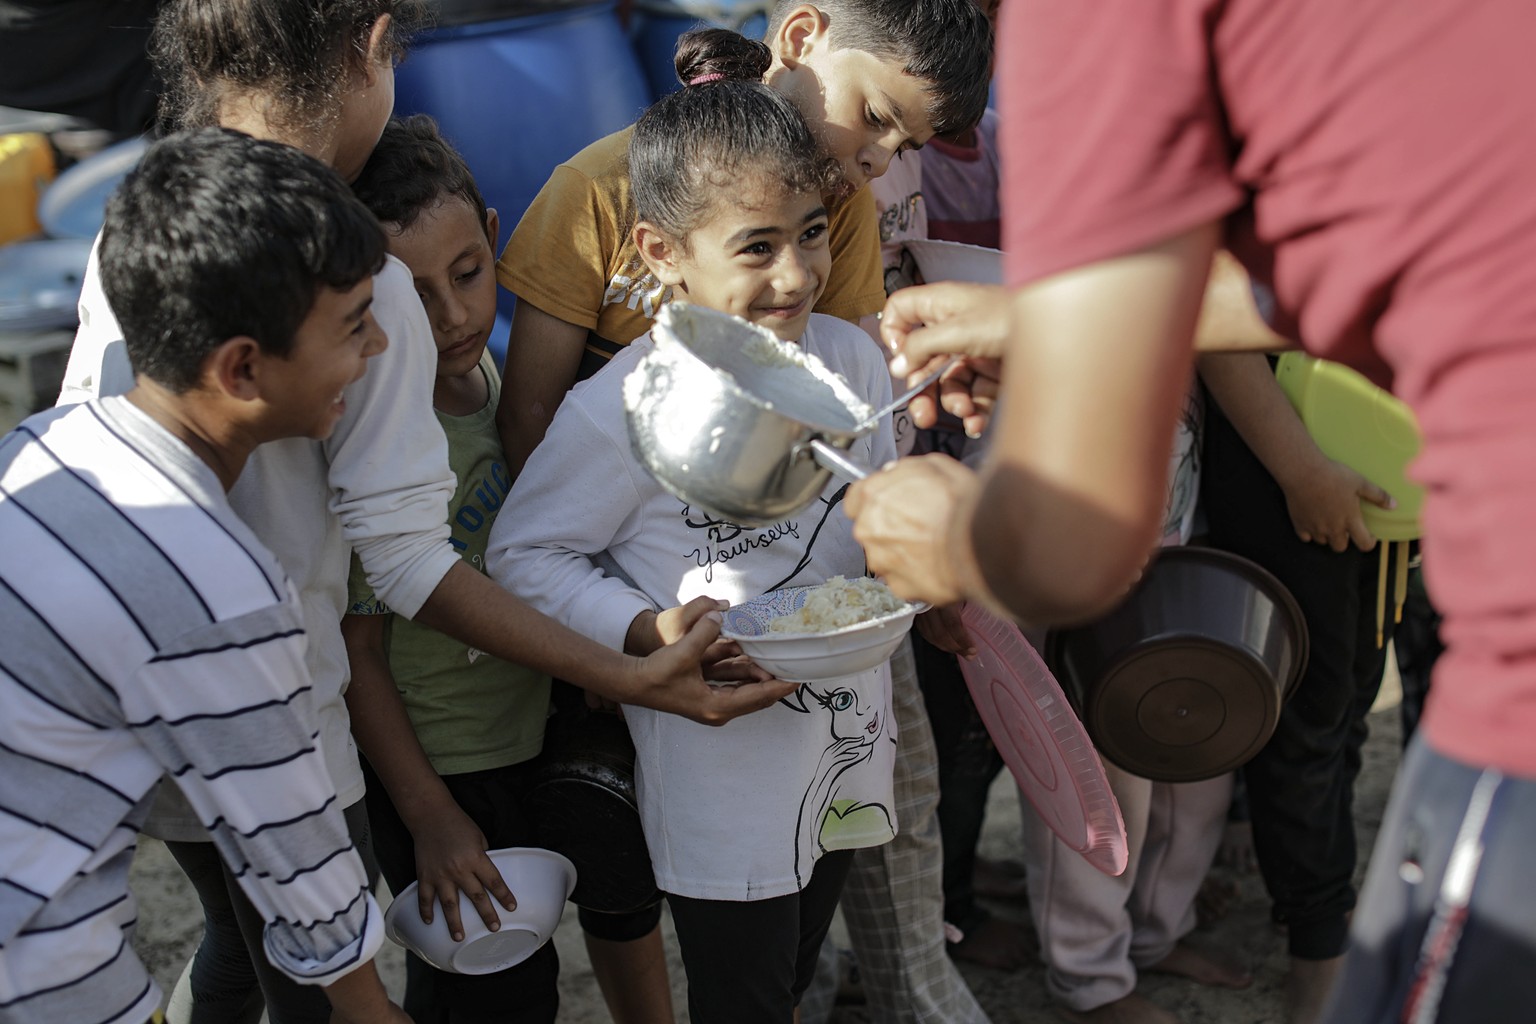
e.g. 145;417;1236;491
0;129;410;1024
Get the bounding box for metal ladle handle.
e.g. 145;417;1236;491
806;438;871;484
857;356;963;432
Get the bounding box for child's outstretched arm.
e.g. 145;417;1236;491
413;563;794;723
340;613;517;941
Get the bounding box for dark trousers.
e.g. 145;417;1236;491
362;758;560;1024
1201;406;1401;960
1393;565;1442;744
165;800;377;1024
1323;738;1536;1023
913;630;1004;937
666;849;855;1024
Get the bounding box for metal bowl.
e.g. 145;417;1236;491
623;303;871;527
1046;546;1308;783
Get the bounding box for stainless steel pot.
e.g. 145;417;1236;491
623;303;875;527
1046;546;1309;783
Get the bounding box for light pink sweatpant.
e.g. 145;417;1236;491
1020;764;1233;1011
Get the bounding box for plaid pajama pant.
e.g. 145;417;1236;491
801;638;992;1024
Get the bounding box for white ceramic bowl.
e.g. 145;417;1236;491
720;585;923;681
383;847;576;974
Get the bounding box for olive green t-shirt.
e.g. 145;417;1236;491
347;352;550;775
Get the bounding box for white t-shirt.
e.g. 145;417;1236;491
1162;382;1205;547
489;314;900;900
60;243;459;819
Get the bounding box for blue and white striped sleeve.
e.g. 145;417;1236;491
122;601;384;985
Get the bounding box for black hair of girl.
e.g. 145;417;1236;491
152;0;428;135
634;33;842;248
671;27;772;87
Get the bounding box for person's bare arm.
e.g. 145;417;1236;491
495;300;589;478
849;224;1221;622
1197;352;1393;551
1192;250;1299;353
340;614;516;940
412;562;794;724
324;964;412;1023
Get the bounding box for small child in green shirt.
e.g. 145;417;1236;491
340;114;557;1021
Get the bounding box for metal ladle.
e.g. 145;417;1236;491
800;356;960;485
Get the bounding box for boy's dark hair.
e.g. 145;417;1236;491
632;29;842;246
100;128;386;393
767;0;993;135
350;114;489;236
153;0;428;134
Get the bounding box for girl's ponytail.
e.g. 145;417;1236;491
673;28;772;89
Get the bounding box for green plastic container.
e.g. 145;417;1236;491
1273;353;1424;541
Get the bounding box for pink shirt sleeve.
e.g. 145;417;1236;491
999;0;1245;285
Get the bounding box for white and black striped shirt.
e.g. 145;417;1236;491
0;397;382;1024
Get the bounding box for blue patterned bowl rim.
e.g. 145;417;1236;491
720;584;921;639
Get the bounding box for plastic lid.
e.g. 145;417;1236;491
1274;352;1423;541
37;135;147;241
958;603;1128;876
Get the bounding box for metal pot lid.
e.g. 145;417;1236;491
958;603;1129;876
0;238;93;331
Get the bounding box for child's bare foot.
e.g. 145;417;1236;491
1146;940;1253;989
973;855;1029;901
1285;954;1343;1024
948;914;1036;970
1056;992;1182;1024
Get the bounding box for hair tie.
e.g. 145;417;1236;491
688;72;726;86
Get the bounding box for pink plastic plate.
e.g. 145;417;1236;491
958;603;1128;876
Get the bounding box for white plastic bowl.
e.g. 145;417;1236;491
383;847;576;974
902;238;1002;286
720;585;923;681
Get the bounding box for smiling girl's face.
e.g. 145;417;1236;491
638;180;831;344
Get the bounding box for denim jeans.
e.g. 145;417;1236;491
1324;738;1536;1022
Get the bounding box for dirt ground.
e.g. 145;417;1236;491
128;676;1405;1023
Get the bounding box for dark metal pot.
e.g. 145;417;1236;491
523;709;661;915
1046;546;1308;783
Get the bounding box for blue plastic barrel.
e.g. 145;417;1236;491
395;2;654;319
628;1;771;98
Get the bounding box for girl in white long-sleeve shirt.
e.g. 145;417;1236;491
488;55;900;1024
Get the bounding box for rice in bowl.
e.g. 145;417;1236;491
768;575;906;635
